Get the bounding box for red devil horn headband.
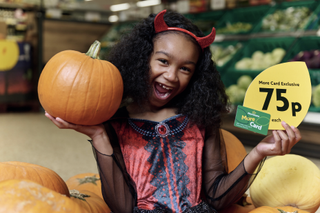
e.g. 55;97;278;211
154;10;216;50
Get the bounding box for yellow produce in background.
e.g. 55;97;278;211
250;154;320;213
0;40;19;71
226;75;252;104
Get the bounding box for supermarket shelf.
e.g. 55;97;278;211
45;13;112;26
304;111;320;125
215;29;319;42
0;2;39;11
44;17;111;25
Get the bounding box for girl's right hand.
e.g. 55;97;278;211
45;112;106;140
244;121;301;174
254;121;301;158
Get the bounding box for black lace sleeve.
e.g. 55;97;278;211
202;128;265;211
89;121;137;213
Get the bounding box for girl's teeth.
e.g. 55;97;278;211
159;83;171;90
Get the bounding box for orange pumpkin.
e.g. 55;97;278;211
249;206;310;213
0;161;70;197
0;179;86;213
66;173;102;198
38;40;123;125
70;189;111;213
221;129;247;173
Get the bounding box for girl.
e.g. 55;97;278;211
46;10;301;213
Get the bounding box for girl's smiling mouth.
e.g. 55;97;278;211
154;82;173;99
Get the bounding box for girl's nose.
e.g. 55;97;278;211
163;68;178;82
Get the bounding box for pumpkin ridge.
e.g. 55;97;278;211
34;165;54;190
29;165;42;184
89;58;102;122
80;57;94;122
50;57;71;117
99;59;110;119
66;55;90;123
106;62;115;116
42;166;62;193
91;59;103;122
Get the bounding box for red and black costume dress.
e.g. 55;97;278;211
90;108;264;213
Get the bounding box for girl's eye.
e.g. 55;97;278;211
158;59;168;64
181;66;191;72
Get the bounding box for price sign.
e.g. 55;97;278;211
243;62;312;130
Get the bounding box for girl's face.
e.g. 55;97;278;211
148;32;200;110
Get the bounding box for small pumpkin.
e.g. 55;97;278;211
249;206;309;213
221;129;248;173
38;40;123;125
66;173;102;198
0;161;70;197
250;154;320;213
0;40;19;71
0;179;86;213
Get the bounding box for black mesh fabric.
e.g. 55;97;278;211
88;109;265;213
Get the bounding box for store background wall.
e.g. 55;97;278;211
42;20;110;63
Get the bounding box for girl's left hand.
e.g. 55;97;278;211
255;121;301;158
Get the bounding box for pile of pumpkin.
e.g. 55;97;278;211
220;129;320;213
0;161;110;213
1;130;320;213
221;153;320;213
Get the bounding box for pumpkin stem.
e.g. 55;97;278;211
277;209;298;213
236;193;252;207
85;40;101;59
77;175;100;185
70;189;91;201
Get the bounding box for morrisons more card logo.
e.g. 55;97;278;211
234;106;270;135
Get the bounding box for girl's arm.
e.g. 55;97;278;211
203;121;301;211
45;112;135;213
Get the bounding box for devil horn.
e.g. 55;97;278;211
154;10;168;33
197;27;216;49
154;9;216;49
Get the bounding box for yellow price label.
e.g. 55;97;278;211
243;62;311;130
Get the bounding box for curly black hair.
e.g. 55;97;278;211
106;10;229;130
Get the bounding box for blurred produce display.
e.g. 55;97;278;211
261;6;312;31
184;11;224;34
290;50;320;69
193;20;219;33
313;84;320;107
210;43;242;67
225;75;253;104
235;48;286;70
99;22;136;58
214;4;270;35
100;22;136;46
216;22;252;34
